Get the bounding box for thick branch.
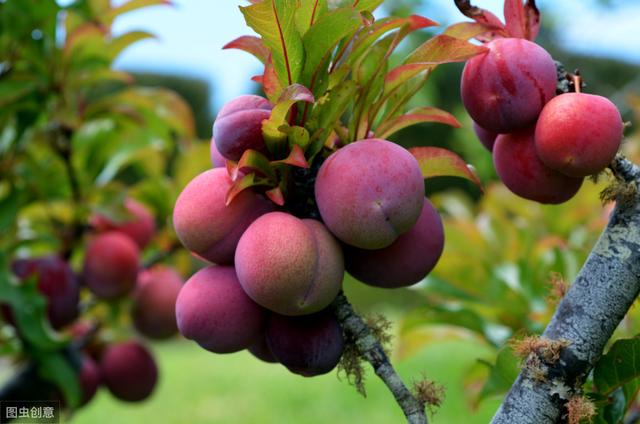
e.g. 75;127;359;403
332;292;427;424
492;156;640;424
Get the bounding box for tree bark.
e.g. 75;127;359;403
491;156;640;423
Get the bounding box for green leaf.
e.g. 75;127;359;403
479;346;520;401
301;7;361;92
233;149;277;181
262;83;314;155
37;351;82;409
376;106;461;139
294;0;328;35
0;79;39;109
0;184;22;232
241;0;304;87
272;144;309;168
225;172;273;205
404;34;488;64
384;63;433;96
594;337;640;396
223;35;270;64
108;31;155;60
409;146;483;190
443;22;497;40
329;0;383;12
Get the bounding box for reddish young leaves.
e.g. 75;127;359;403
376;107;461;139
409;146;483;190
223;35;270;64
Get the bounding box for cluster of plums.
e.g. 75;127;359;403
2;199;183;406
173;94;446;376
462;38;624;204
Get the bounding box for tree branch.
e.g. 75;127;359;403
332;292;427;424
491;155;640;424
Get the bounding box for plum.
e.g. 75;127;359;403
266;310;344;377
315;139;424;249
79;355;101;406
210;137;226;168
535;93;623;177
248;336;278;364
345;198;444;288
100;341;157;402
9;256;79;329
213;95;272;161
172;168;274;264
83;232;140;299
235;212;344;316
132;266;183;340
175;266;266;353
461;38;557;133
473;121;498;152
493;128;583;204
91;198;155;249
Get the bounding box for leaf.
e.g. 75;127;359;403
262;84;314;155
0;79;38;109
504;0;540;41
329;0;383;12
104;0;172;24
225;172;272;205
272;144;309;168
404;34;488;64
266;186;285;206
241;0;304;87
454;1;507;32
443;22;497;40
594;337;640;396
234;149;277;181
37;351;82;409
223;35;270;64
294;0;328;35
409;146;483;190
262;55;284;102
376;107;461;139
384;63;433;96
479;346;520;401
108;31;155;60
301;7;362;91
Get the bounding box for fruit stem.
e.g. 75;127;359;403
571;73;582;94
332;292;428;424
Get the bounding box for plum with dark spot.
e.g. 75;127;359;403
315;139;424;249
461;38;556;133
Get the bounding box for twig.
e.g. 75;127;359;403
332;292;427;424
491;155;640;424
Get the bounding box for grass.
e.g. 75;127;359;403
72;339;501;424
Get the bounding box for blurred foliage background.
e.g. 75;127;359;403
2;0;640;423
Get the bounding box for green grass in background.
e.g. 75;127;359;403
73;339;500;424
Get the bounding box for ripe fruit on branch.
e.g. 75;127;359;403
9;256;79;329
213;95;272;161
315;139;425;250
248;337;278;364
345;198;444;288
493;128;583;204
175;266;266;353
266;310;344;377
473;122;498;152
79;355;101;406
210;137;226;168
535;93;623;177
235;212;344;316
91;198;156;249
461;38;557;133
100;341;157;402
132;266;183;340
172;168;274;264
83;232;140;299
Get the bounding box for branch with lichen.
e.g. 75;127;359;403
491;155;640;424
332;292;442;424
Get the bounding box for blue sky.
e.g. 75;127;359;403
108;1;640;113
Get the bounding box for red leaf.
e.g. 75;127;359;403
225;173;272;205
384;63;433;95
409;146;483;190
453;0;508;41
272;144;309;168
376;107;461;139
504;0;540;40
235;149;277;180
405;35;488;65
265;186;285;206
443;22;498;40
223;35;270;64
263;55;284;102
